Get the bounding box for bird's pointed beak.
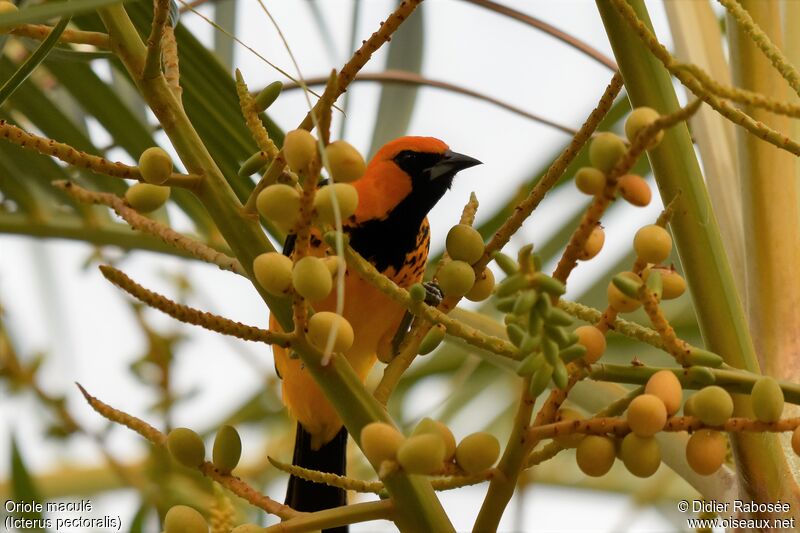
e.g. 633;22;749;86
430;149;482;180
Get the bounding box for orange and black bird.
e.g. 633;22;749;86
272;136;480;527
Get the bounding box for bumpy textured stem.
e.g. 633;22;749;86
10;24;110;47
597;0;800;514
260;500;394;533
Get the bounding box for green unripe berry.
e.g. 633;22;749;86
686;430;726;476
125;183;170;213
238;151;270;177
167;428;205;468
292;256;332;302
253;252;293;296
283;129;318;173
307;311;354;353
164;505;207;533
620;433;661;478
692;386;733;426
254;81;283;111
750;376;784;423
418;324;446;355
256;184;300;232
212;425;242;474
413;418;456;461
492;251;519;275
325;140;366;183
644;266;686;300
408;283;427;302
0;1;18;33
465;268;495;302
574;325;606;364
645;370;682;416
437;260;476;298
683;394;696;417
589;132;627;173
360;422;404;466
617;174;651;207
626;394;667;437
575;435;615;477
455;432;500;474
446;224;484;264
580;225;605;261
607;271;642;313
575;167;605;195
625;107;663;149
313;183;359;226
633;225;672;264
397;433;446;475
138;147;173;185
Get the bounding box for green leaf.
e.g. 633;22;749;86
9;434;46;530
0;0;130;30
367;1;425;157
0;16;70;106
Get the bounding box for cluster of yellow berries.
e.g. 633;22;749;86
575;371;791;479
607;224;686;313
437;224;493;301
576;107;662;203
256;130;365;233
125;147;173;213
360;418;500;476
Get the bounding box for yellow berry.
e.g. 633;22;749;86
466;268;495;302
580;225;605;260
607;271;642;313
575;167;605;195
686;430;726;476
283;129;317;173
554;408;585;448
446;224;484;264
307;311;354;353
625;107;663;149
292;256;332;302
683;394;696;417
397;433;446;475
633;225;672;264
138;147;173;185
325;140;366;183
620;433;661;478
413;418;456;461
313;183;359;226
626;394;667;437
164;505;207;533
575;435;615;477
455;432;500;474
360;422;404;466
167;428;205;468
575;325;606;363
437;260;476;299
750;376;784;423
643;266;686;300
792;427;800;456
212;425;242;474
692;386;733;426
617;174;651;207
645;370;682;416
256;184;300;232
589;132;627;173
253;252;293;296
0;1;18;33
322;255;341;277
125;183;170;213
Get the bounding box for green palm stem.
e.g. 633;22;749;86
597;0;799;513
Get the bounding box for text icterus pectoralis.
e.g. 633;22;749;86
271;136;481;527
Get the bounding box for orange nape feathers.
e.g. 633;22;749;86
352;136;449;221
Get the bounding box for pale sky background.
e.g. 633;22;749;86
0;1;724;531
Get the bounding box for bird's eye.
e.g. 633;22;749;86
395;151;416;165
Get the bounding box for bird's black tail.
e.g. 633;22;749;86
285;424;348;533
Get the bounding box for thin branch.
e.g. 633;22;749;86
10;24;110;48
143;0;171;79
98;265;291;346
